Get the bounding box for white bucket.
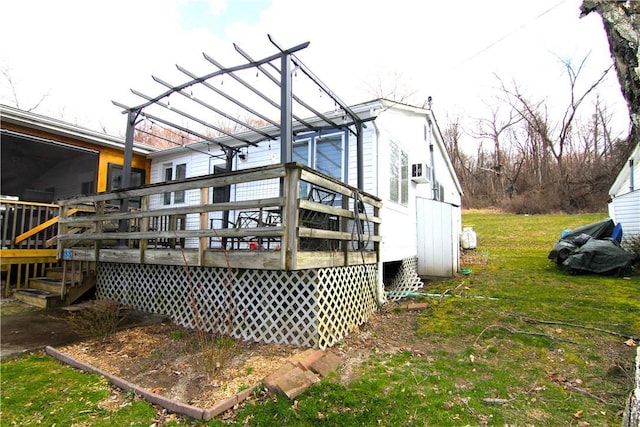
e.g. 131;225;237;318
461;226;477;250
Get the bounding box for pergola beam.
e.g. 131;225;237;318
233;43;343;131
176;64;279;128
130;88;259;146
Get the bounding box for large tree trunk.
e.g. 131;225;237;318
581;1;640;145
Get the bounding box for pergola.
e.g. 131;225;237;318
113;35;366;200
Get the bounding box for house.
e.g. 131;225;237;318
608;142;640;244
0;104;155;300
148;99;463;283
52;40;462;349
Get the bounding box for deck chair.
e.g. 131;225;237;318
300;187;338;250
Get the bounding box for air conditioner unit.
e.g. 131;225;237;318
411;163;431;183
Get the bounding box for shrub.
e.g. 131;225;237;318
66;300;128;340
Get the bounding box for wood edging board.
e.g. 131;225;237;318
44;346;259;421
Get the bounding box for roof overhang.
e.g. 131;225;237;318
0;104;157;156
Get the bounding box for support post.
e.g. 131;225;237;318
118;110;137;239
280;52;293;163
356;121;364;190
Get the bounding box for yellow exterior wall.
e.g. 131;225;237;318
95;146;150;192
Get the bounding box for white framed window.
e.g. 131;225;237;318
390;141;408;206
293;131;346;201
163;162;187;205
174;163;187;203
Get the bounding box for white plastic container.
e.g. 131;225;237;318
461;226;477;250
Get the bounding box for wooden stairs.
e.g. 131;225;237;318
13;266;96;309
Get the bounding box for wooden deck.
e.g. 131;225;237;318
57;163;381;271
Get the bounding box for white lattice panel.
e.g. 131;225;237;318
97;262;378;348
316;264;378;349
386;257;424;301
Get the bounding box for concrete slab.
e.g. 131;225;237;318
1;304;169;361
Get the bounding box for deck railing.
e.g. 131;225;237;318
57;163;381;270
0;199;63;293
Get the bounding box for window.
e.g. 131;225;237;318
106;163;145;208
163;164;173;205
162;163;186;205
389;141;408;206
292;131;345;200
174;163;186;203
315;134;343;180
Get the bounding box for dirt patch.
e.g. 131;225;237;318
57;303;431;410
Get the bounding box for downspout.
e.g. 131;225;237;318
630;159;635;192
427;118;438;200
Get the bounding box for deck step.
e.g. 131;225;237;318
28;277;65;293
13;289;62;308
45;267;84;282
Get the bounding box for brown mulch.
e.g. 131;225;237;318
56;303;430;410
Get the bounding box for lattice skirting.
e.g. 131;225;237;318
96;263;378;349
386;257;424;301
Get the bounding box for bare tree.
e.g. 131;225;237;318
363;69;419;104
496;57;611;210
1;66;49;112
473;98;524;200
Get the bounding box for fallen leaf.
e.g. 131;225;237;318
469;354;475;363
573;409;583;418
624;338;637;347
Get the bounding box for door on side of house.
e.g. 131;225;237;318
416;197;456;277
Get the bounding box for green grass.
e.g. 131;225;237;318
0;354;158;426
1;211;638;426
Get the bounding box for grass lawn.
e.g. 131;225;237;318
1;211;638;426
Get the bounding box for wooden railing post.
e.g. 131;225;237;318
57;205;69;260
283;164;300;270
139;195;149;263
199;187;209;266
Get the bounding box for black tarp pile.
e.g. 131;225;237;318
548;218;635;275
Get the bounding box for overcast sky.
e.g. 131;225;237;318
0;0;630;143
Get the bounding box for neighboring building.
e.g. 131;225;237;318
608;142;640;244
0;104;156;296
147;99;463;280
1;104;155;203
